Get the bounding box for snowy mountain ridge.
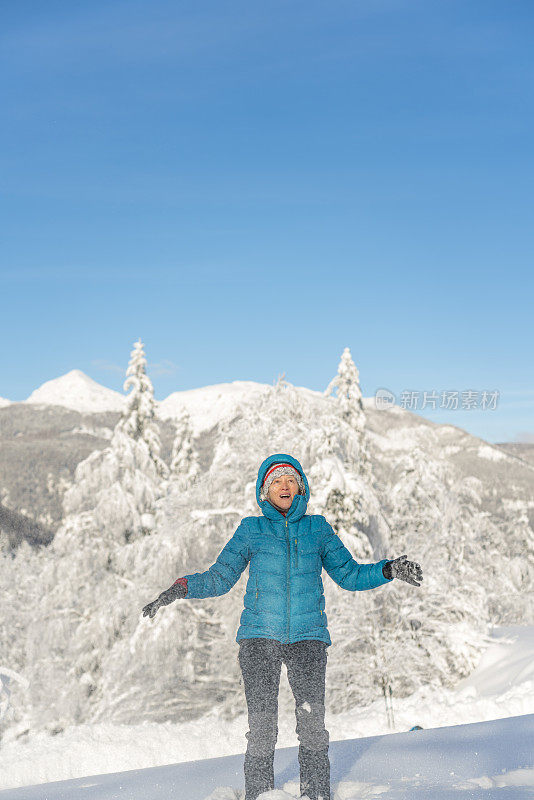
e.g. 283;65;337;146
159;380;276;434
9;371;534;468
18;370;323;434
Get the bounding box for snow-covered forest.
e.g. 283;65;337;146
1;340;533;792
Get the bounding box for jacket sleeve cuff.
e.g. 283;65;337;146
171;577;188;596
379;559;394;582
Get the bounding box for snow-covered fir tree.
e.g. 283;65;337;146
21;341;172;732
307;421;373;560
314;348;389;556
324;346;371;479
118;339;168;480
0;541;42;740
169;409;201;486
381;449;490;688
55;339;167;549
325;346;365;428
474;496;534;624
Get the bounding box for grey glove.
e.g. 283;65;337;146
382;555;423;586
142;580;187;619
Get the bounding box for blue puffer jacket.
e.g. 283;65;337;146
183;454;392;646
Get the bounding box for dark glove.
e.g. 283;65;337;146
142;578;188;619
382;555;423;586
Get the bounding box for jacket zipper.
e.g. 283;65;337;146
255;575;258;610
295;537;298;569
285;518;290;643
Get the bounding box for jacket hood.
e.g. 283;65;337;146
256;453;310;522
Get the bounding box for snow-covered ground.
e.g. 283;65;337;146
1;626;533;798
1;714;533;800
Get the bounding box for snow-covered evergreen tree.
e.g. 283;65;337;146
325;347;365;429
381;449;490;689
475;499;534;624
324;347;372;480
20;341;172;732
170;409;201;486
118;339;168;480
0;541;42;739
307;422;373;559
55;339;167;550
314;349;390;556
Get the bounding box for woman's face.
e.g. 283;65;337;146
267;474;300;512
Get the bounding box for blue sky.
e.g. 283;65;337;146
1;0;533;442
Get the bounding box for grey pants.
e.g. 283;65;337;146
238;638;330;800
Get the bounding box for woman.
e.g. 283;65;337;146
143;453;423;800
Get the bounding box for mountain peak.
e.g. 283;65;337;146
25;370;126;413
